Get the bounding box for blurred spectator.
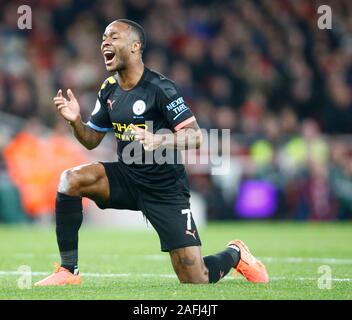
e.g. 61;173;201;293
1;0;352;221
3;118;88;217
330;140;352;220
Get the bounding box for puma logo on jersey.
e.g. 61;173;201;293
185;230;197;240
107;99;115;110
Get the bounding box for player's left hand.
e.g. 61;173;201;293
130;124;163;151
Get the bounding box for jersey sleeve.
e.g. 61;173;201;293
156;81;196;132
87;81;113;133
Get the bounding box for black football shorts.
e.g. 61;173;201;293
95;161;202;252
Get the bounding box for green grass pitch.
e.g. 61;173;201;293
0;221;351;300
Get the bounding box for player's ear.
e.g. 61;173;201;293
131;40;141;53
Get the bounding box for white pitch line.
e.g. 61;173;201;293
259;257;352;265
0;271;175;278
0;271;47;276
11;254;352;265
0;271;351;282
141;255;352;265
269;276;352;282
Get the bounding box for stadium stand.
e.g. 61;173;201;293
1;0;352;220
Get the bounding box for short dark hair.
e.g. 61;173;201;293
116;19;146;53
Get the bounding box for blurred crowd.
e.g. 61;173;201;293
1;0;352;221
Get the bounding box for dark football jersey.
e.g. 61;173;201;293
87;67;196;189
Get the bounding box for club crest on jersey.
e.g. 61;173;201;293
132;100;146;115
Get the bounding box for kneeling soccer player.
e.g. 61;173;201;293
35;19;268;286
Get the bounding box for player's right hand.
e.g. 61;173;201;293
53;89;81;123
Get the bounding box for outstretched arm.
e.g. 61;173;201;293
131;119;203;151
53;89;106;150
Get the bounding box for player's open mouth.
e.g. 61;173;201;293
103;50;116;65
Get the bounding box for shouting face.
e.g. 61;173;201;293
101;21;141;72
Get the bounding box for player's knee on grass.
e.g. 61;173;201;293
170;247;209;284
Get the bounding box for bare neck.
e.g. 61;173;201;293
116;60;145;91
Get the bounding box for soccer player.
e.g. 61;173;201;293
35;19;268;286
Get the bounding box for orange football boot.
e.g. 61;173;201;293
34;263;81;286
227;240;269;283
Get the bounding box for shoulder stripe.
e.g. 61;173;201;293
100;76;117;90
174;116;196;132
107;76;116;84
